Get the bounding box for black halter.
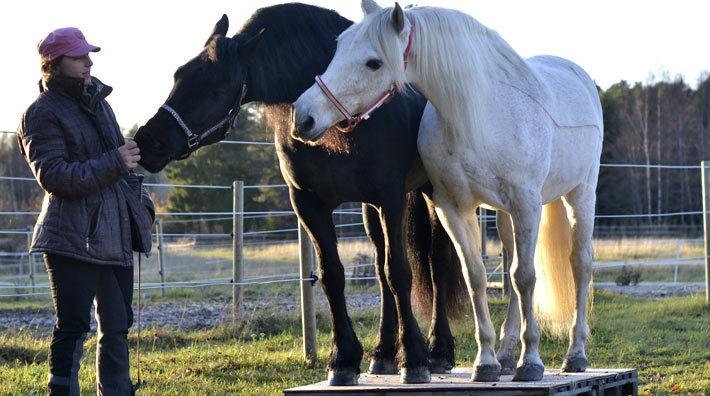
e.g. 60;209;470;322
160;83;247;160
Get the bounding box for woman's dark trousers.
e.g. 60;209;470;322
44;253;134;396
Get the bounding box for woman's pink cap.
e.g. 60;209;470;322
38;27;100;61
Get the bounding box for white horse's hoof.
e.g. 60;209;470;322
513;363;544;381
471;364;501;382
497;356;516;375
561;356;588;372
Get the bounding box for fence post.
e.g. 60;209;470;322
673;239;681;284
702;161;710;305
232;181;244;324
27;227;35;295
157;219;166;297
298;222;317;366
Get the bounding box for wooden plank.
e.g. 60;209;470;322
284;368;637;396
594;369;638;396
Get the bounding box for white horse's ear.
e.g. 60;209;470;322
361;0;382;15
391;3;404;33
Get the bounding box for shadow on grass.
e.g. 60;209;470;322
129;309;345;352
0;345;47;365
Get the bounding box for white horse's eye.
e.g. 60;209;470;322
365;59;383;70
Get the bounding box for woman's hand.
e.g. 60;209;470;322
118;139;141;169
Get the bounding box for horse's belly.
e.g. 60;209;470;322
421;147;508;209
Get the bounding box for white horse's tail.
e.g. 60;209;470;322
533;198;577;338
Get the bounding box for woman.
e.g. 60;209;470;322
16;27;154;395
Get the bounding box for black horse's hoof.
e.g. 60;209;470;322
401;367;431;384
429;357;453;374
498;357;516;375
471;364;501;382
513;363;544;381
327;370;359;386
561;356;588;373
368;358;397;374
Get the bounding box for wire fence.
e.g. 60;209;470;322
0;154;708;300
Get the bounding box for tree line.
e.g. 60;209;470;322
598;74;710;235
2;74;710;246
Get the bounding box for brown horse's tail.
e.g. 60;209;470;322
406;186;468;320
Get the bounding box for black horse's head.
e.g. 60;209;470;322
134;15;260;173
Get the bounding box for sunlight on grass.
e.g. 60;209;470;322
2;292;708;394
593;237;704;262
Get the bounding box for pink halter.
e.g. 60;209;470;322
315;22;414;133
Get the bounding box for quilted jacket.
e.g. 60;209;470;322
17;75;154;266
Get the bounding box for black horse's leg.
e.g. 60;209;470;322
425;194;457;373
290;188;362;386
362;203;398;374
380;195;430;384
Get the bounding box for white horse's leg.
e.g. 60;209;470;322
494;210;520;375
560;184;596;372
508;191;545;382
433;194;501;382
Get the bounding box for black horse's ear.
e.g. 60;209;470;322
237;28;265;64
205;35;238;63
391;3;404;33
205;14;229;46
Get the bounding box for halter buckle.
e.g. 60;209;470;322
187;134;200;150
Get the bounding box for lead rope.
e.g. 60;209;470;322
133;254;144;392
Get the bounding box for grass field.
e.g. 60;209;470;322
1;290;708;395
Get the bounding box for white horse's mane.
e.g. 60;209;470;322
365;6;540;139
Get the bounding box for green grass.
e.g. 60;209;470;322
1;290;708;395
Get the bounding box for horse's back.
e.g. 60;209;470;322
525;55;603;132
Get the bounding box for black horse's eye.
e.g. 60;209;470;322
366;59;383;70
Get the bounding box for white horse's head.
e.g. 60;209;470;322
292;0;413;141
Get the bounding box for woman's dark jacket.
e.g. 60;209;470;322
17;75;154;266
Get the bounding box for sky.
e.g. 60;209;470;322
1;0;709;132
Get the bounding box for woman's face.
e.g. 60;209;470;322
58;54;93;85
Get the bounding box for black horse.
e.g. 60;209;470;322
134;3;468;385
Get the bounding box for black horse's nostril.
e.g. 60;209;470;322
297;116;315;134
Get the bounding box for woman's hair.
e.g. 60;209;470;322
40;57;63;81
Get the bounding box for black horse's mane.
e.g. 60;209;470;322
233;3;352;103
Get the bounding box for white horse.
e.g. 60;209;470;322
293;0;603;383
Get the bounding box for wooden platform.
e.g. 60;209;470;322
284;368;637;396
